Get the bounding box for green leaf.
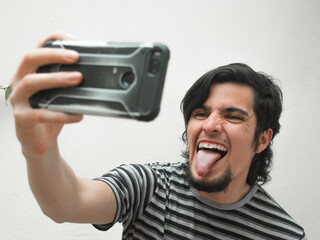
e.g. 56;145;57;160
5;86;12;102
2;87;12;104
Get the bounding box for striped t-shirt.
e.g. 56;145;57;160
94;161;306;240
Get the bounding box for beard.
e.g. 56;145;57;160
188;163;233;193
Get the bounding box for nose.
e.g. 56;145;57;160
202;112;222;133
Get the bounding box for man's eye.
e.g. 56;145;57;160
192;111;208;119
224;115;244;123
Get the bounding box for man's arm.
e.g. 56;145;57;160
10;33;116;225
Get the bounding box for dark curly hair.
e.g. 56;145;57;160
181;63;283;186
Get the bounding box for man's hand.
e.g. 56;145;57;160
10;32;83;159
10;33;117;225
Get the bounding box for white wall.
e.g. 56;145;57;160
0;0;319;238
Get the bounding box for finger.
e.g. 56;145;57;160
14;48;79;82
15;107;83;125
11;71;82;103
37;32;77;48
33;109;83;124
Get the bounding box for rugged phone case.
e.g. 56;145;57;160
29;40;170;121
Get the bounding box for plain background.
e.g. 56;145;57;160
0;0;319;239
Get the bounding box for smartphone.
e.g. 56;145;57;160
29;40;170;121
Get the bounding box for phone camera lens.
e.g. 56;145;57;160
121;72;135;89
148;50;162;75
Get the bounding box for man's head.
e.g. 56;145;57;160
181;63;283;190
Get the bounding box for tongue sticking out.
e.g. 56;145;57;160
196;150;221;177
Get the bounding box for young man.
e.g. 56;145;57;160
10;33;306;239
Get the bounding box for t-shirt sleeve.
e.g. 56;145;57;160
92;164;157;231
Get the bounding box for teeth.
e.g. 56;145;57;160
198;142;227;152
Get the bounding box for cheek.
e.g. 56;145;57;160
186;122;200;157
186;128;194;154
225;125;256;152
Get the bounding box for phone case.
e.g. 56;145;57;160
29;40;170;121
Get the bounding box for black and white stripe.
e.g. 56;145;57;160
94;162;306;240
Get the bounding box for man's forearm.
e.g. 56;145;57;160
25;141;81;223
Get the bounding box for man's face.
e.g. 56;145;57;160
187;82;259;193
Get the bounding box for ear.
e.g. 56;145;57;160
255;129;273;153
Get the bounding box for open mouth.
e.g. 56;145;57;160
197;142;228;161
195;142;228;176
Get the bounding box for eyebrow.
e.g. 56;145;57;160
199;105;249;117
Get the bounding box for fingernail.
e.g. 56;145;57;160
65;50;79;61
66;72;82;82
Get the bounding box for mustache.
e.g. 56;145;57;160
196;133;229;146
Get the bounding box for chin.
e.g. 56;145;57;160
188;163;233;193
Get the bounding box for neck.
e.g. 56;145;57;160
197;181;252;205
